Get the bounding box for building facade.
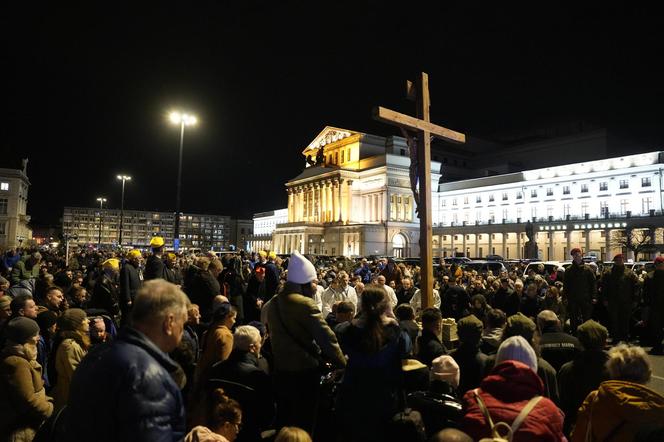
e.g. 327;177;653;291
0;162;32;249
258;126;664;261
62;207;251;251
249;209;288;252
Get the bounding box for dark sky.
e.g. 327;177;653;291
3;2;664;226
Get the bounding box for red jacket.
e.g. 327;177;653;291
461;360;566;441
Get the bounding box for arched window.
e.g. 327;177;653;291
392;233;406;258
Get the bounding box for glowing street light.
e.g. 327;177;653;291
169;110;197;250
96;197;107;248
116;175;132;246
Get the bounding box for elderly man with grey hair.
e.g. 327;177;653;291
65;279;189;441
537;309;582;372
210;325;276;440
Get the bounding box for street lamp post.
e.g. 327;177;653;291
96;197;107;248
169;111;197;250
116;175;131;247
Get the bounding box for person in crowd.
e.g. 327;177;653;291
440;276;470;320
461;335;565;441
10;294;39;319
120;249;143;320
409;282;442;315
90;258;121;319
264;251;345;434
321;271;357;317
67;284;89;310
210;325;275;441
50;308;90;411
144;236;168;280
335;284;411;442
6;277;36;299
484;313;559;403
428;428;473;442
469;294;490;327
0;317;53;441
0;295;11;327
536;310;582;372
564;248;597;333
395;303;419;352
450;314;488;396
195;302;237;393
39;286;66;315
572;344;664;441
373;274;397;309
493;276;520;317
600;253;639;344
541;285;566;325
34;271;55;302
646;255;664;354
65;279;189;441
90;316;112;346
558;319;609;436
35;310;57;388
10;251;41;285
396;276;417;305
264;251;280;301
244;266;267;323
354;258;372;285
520;283;542;319
417;307;447;366
274;427;312;442
165;252;184;286
186;256;222;322
185;388;243;442
219;257;246;323
326;300;355;332
380;258;402;287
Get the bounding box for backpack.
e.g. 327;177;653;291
473;389;542;442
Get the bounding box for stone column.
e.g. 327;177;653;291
450;233;455;256
502;233;507;258
475;234;479;258
346;180;353;224
338;179;345;222
516;232;521;259
605;228;612;261
287;189;294;222
566;229;572;258
488;233;493;257
331;181;338;223
585;229;591;255
363;195;369;222
549;231;555;261
298;188;304;222
325;181;331;222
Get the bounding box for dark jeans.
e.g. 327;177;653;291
608;301;631;343
568;300;592;334
273;369;321;435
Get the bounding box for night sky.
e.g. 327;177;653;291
3;3;664;227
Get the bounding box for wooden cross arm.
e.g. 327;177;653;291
372;106;466;144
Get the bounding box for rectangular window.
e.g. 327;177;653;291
489;194;495;202
476;195;482;203
516;192;523;200
599;182;608;191
563;186;570;195
441;199;446;207
581;184;588;193
547;206;554;217
642;197;653;213
600;201;609;216
531;206;537;218
452;198;457;206
546;188;553;196
581;203;589;216
564;204;571;216
502;209;509;221
620;199;629;214
502;192;508;201
619;179;629;189
0;222;6;235
531;189;537;198
0;182;8;191
340;150;344;163
642;177;652;187
464;196;469;205
0;199;7;215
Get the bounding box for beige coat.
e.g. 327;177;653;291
0;344;53;441
51;338;86;411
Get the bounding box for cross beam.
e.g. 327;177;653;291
373;72;466;310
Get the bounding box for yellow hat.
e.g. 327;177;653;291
102;258;120;271
150;236;165;248
127;249;142;259
268;251;277;259
258;250;267;258
167;252;176;260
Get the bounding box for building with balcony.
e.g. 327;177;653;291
0;161;32;249
62;207;251;251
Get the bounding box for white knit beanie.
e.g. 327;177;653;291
430;355;460;388
287;251;317;284
496;335;538;372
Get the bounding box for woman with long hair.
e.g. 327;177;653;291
335;284;411;442
186;388;243;442
50;308;90;411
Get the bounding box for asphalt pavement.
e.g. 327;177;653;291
648;351;664;393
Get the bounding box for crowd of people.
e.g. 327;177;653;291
0;239;663;441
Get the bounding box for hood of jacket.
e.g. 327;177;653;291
481;360;544;401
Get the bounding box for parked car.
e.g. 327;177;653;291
629;261;655;275
444;256;472;265
461;260;507;276
522;261;563;277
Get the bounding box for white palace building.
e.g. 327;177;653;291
250;126;664;261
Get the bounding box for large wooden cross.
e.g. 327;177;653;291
373;72;466;308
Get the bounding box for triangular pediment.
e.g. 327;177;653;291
302;126;363;154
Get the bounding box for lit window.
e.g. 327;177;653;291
546;188;553;196
0;182;8;191
563;186;570;195
599;182;608;191
531;189;537;198
581;184;588;193
642;177;652;187
619;180;629;189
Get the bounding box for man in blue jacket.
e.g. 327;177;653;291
65;279;189;441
